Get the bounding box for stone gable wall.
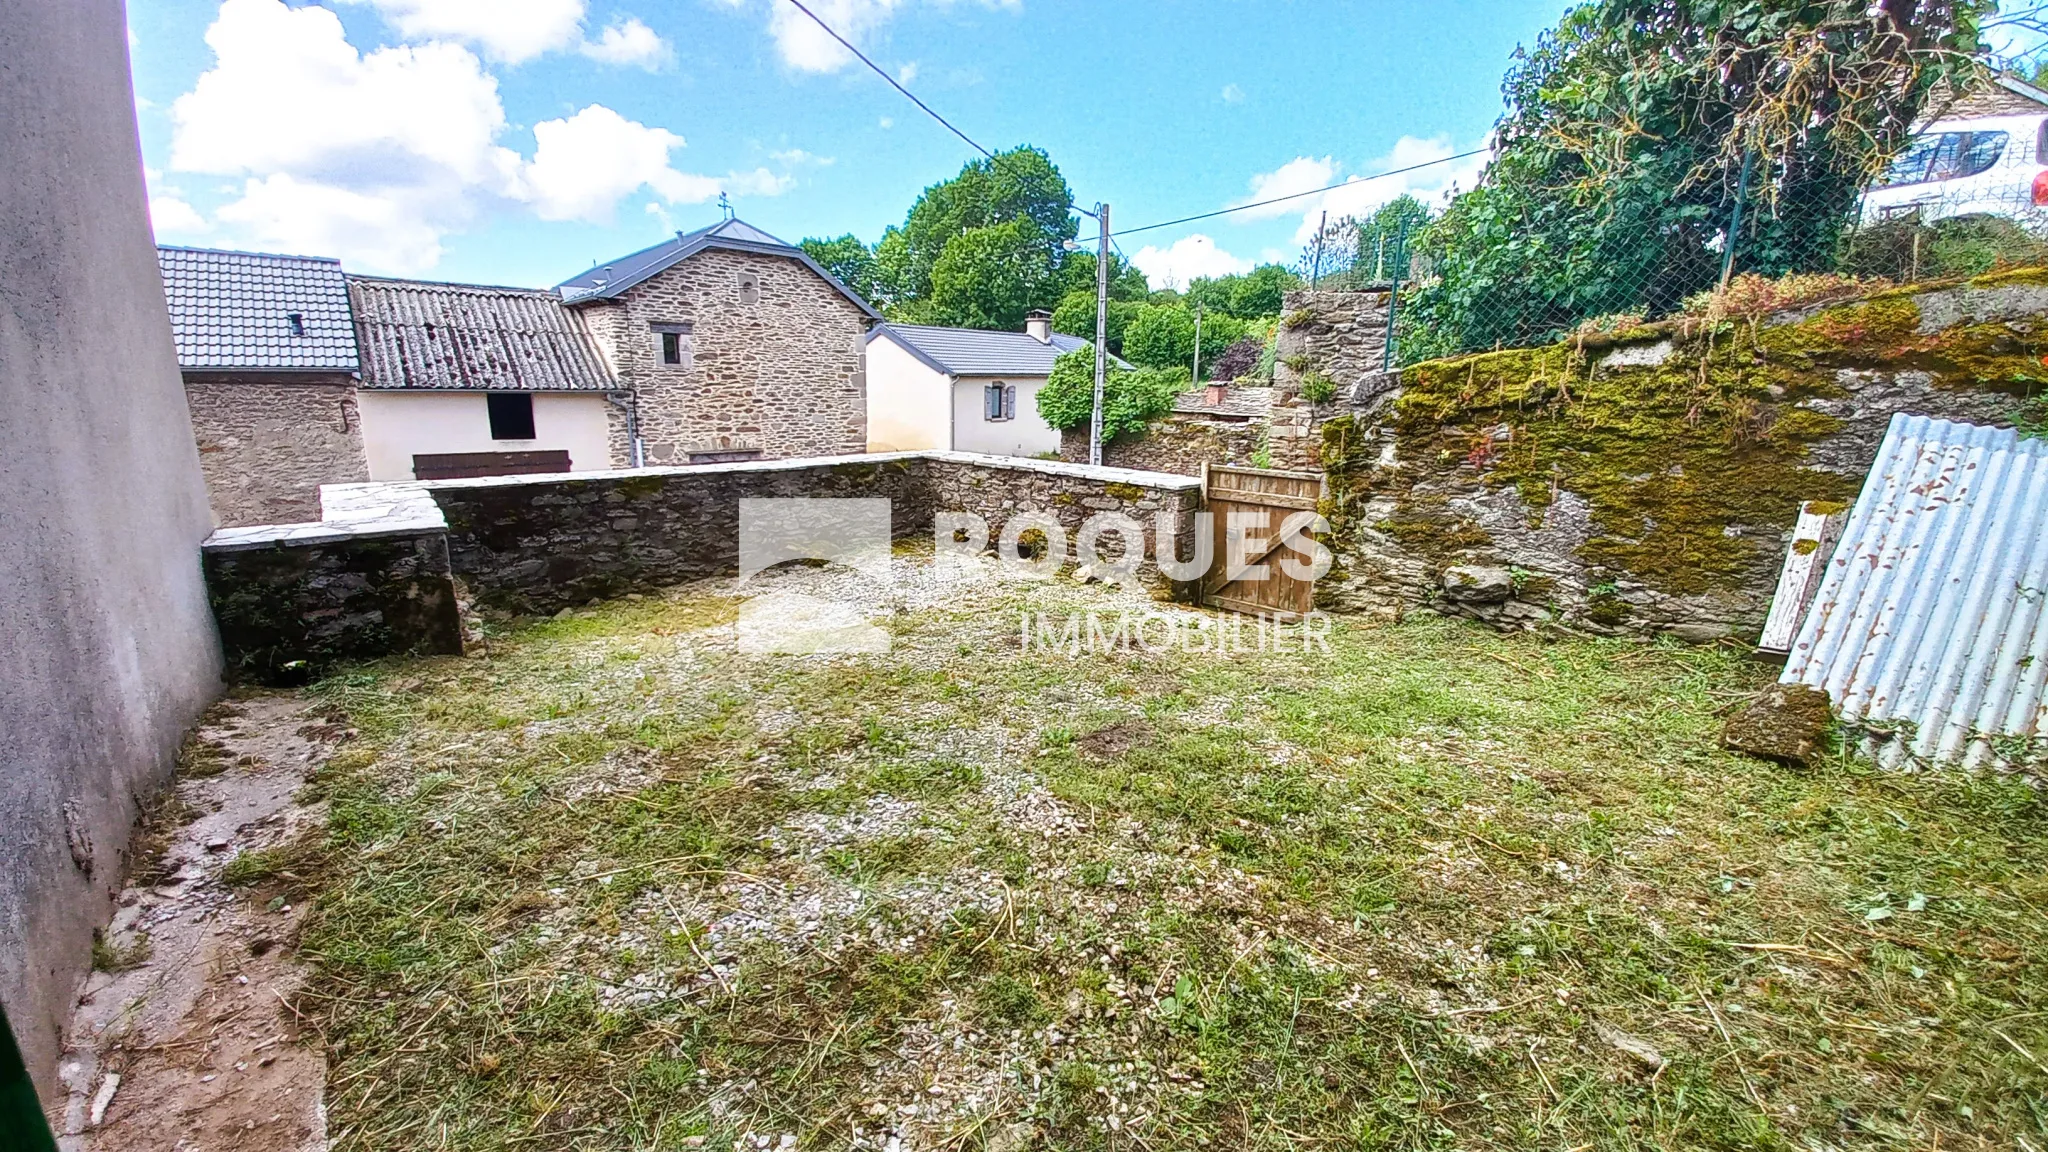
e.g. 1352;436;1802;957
580;248;870;465
184;375;369;527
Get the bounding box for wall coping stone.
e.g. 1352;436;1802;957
925;451;1203;491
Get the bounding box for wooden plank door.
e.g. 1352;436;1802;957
1202;463;1327;619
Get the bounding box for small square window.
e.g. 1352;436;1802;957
652;323;693;369
487;393;536;440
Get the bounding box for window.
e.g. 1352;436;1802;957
487;393;536;440
737;272;761;305
286;312;305;337
984;382;1016;422
652;322;692;369
1880;131;2008;187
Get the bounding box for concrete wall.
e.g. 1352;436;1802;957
951;376;1061;458
0;0;223;1097
864;334;951;452
356;390;614;480
184;374;368;526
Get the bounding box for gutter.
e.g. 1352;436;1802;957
605;391;643;467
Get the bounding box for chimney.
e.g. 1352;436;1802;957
1024;309;1052;343
1204;383;1229;407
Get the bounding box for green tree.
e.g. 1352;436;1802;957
1036;346;1187;441
1351;196;1434;283
1122;303;1248;372
1051;290;1140;353
1405;0;1991;360
798;234;884;305
1184;265;1300;319
924;219;1063;330
874;146;1079;324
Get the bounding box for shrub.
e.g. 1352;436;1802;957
1682;271;1888;322
1208;336;1265;383
1037;346;1186;441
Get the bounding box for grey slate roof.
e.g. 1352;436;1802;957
348;277;616;392
158;246;359;371
868;323;1105;377
555;217;883;319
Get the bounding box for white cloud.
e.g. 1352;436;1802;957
344;0;588;63
218;174;453;271
770;148;833;166
581;17;670;69
149;193;211;238
878;116;894;129
1220;83;1244;104
896;61;919;84
1131;234;1254;291
169;0;771;273
715;0;1015;74
1237;138;1492;245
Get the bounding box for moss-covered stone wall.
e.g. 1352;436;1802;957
1316;272;2044;639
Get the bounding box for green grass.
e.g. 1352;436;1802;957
279;575;2048;1151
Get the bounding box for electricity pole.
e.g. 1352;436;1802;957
1090;202;1109;467
1191;303;1203;384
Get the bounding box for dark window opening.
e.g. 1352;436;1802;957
984;382;1016;421
487;393;536;440
286;312;306;337
662;332;683;365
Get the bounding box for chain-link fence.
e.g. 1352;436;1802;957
1304;125;2048;368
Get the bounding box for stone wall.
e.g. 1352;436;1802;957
1314;276;2039;640
578;247;869;465
1059;414;1265;476
204;527;463;682
432;454;930;614
183;374;369;526
925;453;1201;590
1;0;225;1097
1269;290;1397;471
199;453;1205;668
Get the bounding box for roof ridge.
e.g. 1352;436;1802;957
348;274;554;296
157;244;343;266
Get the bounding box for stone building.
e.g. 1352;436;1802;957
159;246;369;527
557;218;883;465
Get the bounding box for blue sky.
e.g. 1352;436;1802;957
130;0;1574;291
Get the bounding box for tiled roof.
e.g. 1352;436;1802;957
556;217;883;318
158;246;359;371
348;277;615;392
869;323;1103;377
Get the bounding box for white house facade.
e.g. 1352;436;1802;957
864;312;1084;459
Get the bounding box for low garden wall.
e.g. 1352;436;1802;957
201;451;1201;679
1314;274;2043;639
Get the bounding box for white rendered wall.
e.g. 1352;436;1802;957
951;375;1061;458
356;391;614;480
864;335;952;452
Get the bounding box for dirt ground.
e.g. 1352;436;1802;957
51;695;336;1151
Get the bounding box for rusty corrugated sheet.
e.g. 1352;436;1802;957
348;276;615;391
1782;414;2048;768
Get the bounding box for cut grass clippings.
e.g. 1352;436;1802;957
275;570;2047;1151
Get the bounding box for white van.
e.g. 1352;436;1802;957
1861;113;2048;228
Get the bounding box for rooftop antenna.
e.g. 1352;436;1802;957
718;192;735;221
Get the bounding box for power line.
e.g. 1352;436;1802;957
1111;148;1490;238
778;0;1099;220
782;0;996;162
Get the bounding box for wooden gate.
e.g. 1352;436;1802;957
1201;463;1327;619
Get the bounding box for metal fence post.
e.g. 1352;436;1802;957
1383;217;1411;372
1719;150;1755;290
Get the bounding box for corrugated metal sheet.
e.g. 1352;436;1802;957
348;277;615;392
1782;414;2048;768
